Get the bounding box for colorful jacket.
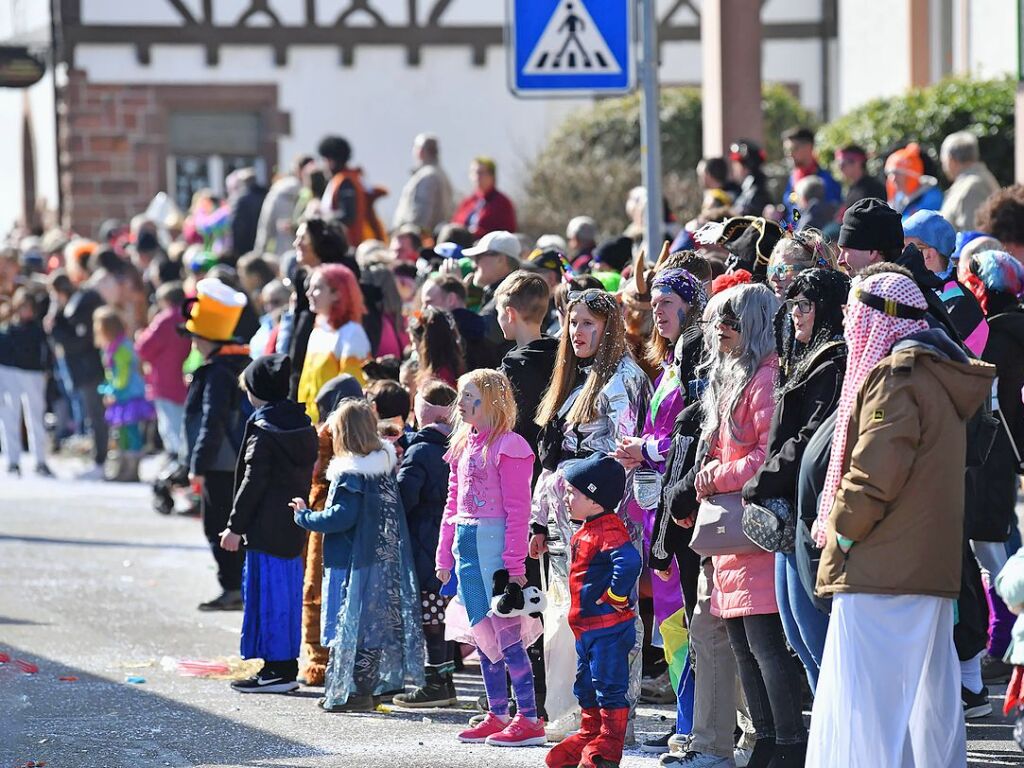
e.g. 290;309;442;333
568;511;642;638
936;278;989;357
135;306;190;403
435;430;534;578
321;167;386;247
296;317;371;424
100;336;148;403
707;355;779;619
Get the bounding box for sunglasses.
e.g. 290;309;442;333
717;312;741;332
785;298;814;314
768;263;801;279
567;288;614;311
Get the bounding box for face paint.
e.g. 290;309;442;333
472;398;481;415
676;308;687;330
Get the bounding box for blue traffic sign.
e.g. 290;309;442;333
507;0;635;97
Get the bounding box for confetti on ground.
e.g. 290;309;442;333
161;656;263;680
58;676;78;682
125;675;146;684
14;659;39;674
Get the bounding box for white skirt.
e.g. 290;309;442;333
807;593;966;768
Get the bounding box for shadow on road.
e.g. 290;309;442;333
0;533;209;552
0;643;327;767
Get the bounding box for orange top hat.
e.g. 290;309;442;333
182;278;247;342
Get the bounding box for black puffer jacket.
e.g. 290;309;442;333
228;398;318;558
184;349;253;474
397;425;451;591
49;288;104;386
743;340;846;506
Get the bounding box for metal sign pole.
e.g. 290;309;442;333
638;0;662;260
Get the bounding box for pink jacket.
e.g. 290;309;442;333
435;429;534;577
135;307;190;404
708;355;779;619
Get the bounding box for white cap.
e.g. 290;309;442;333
463;230;521;261
536;233;568;252
196;277;248;308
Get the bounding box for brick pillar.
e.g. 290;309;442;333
701;0;763;158
60;70;163;236
908;0;931;88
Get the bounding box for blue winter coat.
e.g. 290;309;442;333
397;426;451;592
293;442;424;700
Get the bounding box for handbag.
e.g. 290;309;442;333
689;492;761;557
741;497;796;554
542;567;579;723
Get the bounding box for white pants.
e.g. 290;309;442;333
807;593;966;768
0;365;48;469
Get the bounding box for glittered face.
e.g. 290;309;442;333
568;303;607;359
458;382;484;427
651;288;689;343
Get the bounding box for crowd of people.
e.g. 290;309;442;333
4;123;1024;768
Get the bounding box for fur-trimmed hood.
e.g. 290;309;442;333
326;440;397;481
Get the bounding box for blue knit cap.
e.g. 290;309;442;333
563;453;626;512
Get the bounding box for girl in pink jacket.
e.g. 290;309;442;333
692;283;807;766
435;368;545;748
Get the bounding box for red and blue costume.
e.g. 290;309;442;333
548;510;642;768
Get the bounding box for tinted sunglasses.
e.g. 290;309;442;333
567;288;615;311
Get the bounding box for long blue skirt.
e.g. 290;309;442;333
240;550;303;662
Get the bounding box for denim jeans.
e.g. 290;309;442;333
725;612;807;747
154;398;185;460
775;551;829;692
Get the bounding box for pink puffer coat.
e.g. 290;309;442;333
706;355;779;619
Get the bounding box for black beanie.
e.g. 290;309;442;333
838;198;904;253
593;236;634;273
562;453;626;512
243;354;291;402
315;374;364;422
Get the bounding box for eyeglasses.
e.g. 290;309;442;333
785;298;814;314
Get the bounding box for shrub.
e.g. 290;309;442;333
518;84;814;238
816;77;1015;187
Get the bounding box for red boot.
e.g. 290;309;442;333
545;707;602;768
580;707;629;768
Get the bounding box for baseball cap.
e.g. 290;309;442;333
463;230;521;261
903;210;956;258
526;248;564;275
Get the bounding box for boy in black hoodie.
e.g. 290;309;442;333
393;379;458;708
182;278;254;612
495;269;558;720
220;354;318;693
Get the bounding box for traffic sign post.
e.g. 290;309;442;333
638;0;662;260
506;0;635;97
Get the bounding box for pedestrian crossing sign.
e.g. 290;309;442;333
507;0;635;97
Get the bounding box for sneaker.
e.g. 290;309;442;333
34;464;55;478
660;751;736;767
76;464;105;481
319;693;379;712
643;730;676;754
669;733;692;753
982;654;1014;684
392;680;457;708
734;744;753;767
485;713;547;747
458;712;510;743
545;709;581;743
230;672;299;694
197;590;243;611
640;671;676;704
8;464;20;477
963;685;993;719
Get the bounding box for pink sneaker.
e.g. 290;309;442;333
458;712;510;743
485;713;547;747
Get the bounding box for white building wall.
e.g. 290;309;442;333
1;0;840;232
966;0;1017;78
837;0;911;113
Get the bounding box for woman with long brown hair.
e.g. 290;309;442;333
410;306;465;388
530;287;651;720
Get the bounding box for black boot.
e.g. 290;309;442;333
747;737;777;768
767;740;806;767
393;664;458;708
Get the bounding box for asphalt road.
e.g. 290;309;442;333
1;458;1022;768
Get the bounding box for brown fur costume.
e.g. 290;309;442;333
299;423;333;685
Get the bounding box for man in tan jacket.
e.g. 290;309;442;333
939;131;1000;231
807;270;995;768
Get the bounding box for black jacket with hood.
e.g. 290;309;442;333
501;335;559;461
228;398;318;558
184;348;253;475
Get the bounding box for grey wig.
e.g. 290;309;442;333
698;283;780;445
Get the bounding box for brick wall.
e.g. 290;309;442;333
59;70;285;237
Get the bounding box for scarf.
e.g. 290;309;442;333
814;272;929;546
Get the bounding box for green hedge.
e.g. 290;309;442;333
816;77;1015;186
519;84;814;238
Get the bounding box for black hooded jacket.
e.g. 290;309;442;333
184;349;253;475
397;425;452;591
228;398;318;558
501;335;559;459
